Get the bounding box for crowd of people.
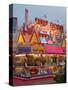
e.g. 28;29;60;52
13;54;66;78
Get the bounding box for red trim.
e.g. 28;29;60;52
13;75;53;85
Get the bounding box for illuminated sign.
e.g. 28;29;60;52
17;47;31;53
35;18;48;26
50;22;63;30
32;45;44;52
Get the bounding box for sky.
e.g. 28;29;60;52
9;4;66;31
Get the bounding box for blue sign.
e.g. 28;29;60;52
17;47;31;53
